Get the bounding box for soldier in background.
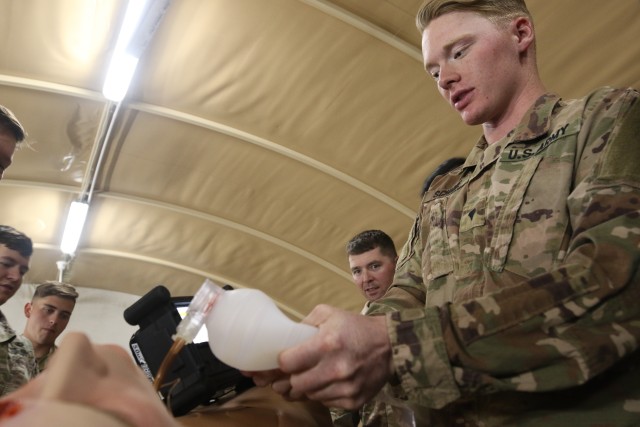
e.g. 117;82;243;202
332;230;398;426
0;226;37;396
0;107;37;396
22;282;78;372
248;0;640;425
0;104;27;179
346;230;398;315
419;157;465;198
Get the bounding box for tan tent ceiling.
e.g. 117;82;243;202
0;0;638;319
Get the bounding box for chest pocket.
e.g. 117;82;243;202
424;200;454;279
460;188;486;233
486;155;543;271
457;194;486;276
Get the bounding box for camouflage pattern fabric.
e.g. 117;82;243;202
331;385;424;427
35;344;57;373
0;310;37;396
330;406;360;427
330;309;420;426
367;87;640;426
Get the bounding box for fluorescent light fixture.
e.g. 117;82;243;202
60;201;89;255
102;0;171;101
103;53;140;102
102;0;148;101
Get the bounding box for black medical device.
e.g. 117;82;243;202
124;285;253;416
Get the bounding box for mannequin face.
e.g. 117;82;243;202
0;399;131;427
0;332;179;427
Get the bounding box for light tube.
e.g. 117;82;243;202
102;0;150;101
60;201;89;255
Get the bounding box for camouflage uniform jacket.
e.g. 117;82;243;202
329;302;422;427
0;310;37;396
34;343;57;373
368;87;640;426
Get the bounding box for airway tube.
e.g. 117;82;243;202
153;337;186;392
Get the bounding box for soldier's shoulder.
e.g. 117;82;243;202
580;86;639;112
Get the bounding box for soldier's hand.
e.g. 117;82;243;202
276;304;392;410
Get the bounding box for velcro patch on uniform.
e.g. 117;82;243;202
600;97;640;181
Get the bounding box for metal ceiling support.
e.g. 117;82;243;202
57;101;120;278
298;0;422;61
56;257;74;283
57;0;173;278
0;74;103;101
80;101;121;203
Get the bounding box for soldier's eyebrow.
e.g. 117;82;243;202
424;34;471;71
42;303;72;316
0;256;29;274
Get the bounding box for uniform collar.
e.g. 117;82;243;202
0;310;16;342
464;93;561;175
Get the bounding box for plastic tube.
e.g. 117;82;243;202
173;278;223;343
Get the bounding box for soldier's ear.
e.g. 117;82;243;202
511;16;535;54
24;302;32;318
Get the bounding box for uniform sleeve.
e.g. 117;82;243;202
378;88;640;409
329;407;359;427
367;212;427;316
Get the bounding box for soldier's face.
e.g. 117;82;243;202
24;296;75;346
0;245;30;306
422;11;525;127
349;247;397;302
